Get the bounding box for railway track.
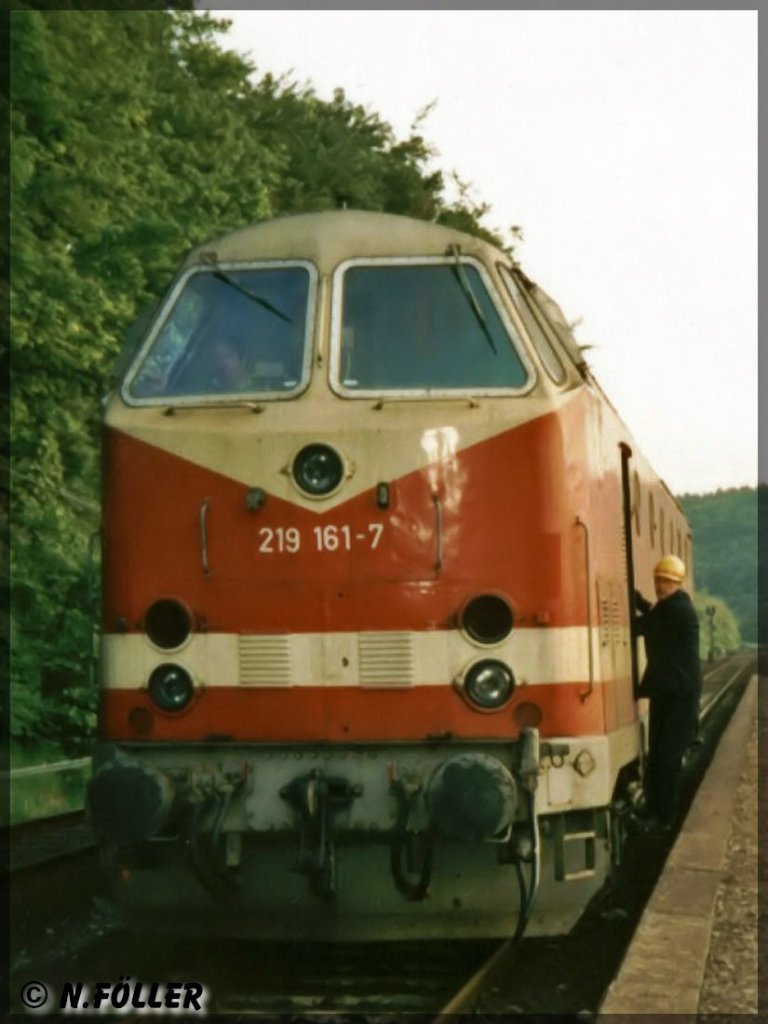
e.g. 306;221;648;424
8;652;757;1017
699;651;753;714
4;811;95;876
206;938;500;1015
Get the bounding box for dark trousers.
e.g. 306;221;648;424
645;693;699;825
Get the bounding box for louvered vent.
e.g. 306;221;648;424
239;635;293;686
612;596;622;647
599;583;623;650
599;591;611;649
358;632;414;687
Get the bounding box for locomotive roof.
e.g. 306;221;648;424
183;209;506;268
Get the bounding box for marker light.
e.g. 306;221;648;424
514;702;543;729
128;707;154;736
145;599;192;650
376;482;391;509
292;444;344;496
463;659;516;710
148;664;194;713
461;594;514;644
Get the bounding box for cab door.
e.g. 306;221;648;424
620;443;641;696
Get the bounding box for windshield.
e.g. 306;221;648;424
334;262;530;394
124;264;313;401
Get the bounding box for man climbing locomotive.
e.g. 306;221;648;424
633;555;702;832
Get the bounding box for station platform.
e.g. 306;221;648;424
599;673;759;1019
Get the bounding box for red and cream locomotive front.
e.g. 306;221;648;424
89;212;636;939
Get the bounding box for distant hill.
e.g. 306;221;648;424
679;486;759;644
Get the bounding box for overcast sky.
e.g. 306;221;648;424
212;9;757;496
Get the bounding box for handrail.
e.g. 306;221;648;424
200;498;211;575
3;757;90;782
574;516;594;700
432;492;444;573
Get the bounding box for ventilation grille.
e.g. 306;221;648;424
358;632;414;687
239;635;293;686
599;583;623;649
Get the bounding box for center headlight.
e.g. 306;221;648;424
292;443;344;497
462;659;516;710
148;664;194;713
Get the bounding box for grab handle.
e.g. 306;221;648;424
432;492;444;574
574;516;594;700
200;498;211;576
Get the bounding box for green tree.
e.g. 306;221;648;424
11;8;503;759
693;592;742;661
681;487;758;643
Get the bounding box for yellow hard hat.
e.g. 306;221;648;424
653;554;686;582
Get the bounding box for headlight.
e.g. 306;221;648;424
148;664;194;713
460;593;514;644
144;599;193;650
463;659;515;710
292;443;344;496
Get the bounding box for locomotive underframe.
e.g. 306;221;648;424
108;828;612;940
93;732;635;940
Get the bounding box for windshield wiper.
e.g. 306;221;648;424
446;244;497;355
212;270;292;324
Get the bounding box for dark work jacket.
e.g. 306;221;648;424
634;588;701;701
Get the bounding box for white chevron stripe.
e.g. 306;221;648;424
104;390;579;513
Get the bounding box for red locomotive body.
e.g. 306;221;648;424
90;211;692;938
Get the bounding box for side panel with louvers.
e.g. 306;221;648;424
239;635;293;686
358;632;414;687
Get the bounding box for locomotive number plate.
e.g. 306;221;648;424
257;523;384;555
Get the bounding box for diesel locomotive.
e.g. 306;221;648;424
88;210;692;939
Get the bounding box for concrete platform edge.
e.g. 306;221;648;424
598;674;757;1019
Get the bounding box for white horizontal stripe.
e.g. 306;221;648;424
100;626;611;691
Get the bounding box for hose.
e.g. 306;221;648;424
184;793;237;898
512;789;541;944
390;830;433;901
389;780;433;900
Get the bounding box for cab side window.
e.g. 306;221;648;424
498;265;567;385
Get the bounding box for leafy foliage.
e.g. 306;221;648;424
10;9;503;758
680;486;759;644
692;592;742;661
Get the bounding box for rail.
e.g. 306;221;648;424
432;939;512;1019
574;516;594;700
699;654;752;723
